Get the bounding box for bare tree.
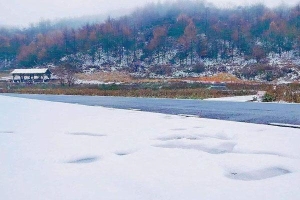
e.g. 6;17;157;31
66;69;76;86
52;64;76;86
64;64;77;87
52;66;67;85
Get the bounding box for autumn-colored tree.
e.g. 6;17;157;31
147;26;168;64
0;1;300;69
196;34;208;59
178;19;197;65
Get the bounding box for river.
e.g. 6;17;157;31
2;93;300;125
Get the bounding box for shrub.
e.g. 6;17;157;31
262;93;276;102
191;63;205;73
149;65;172;76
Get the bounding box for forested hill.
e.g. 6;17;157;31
0;1;300;80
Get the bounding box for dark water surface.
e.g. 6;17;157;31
2;93;300;125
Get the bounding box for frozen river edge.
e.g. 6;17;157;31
2;93;300;125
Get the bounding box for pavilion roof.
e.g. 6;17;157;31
11;68;51;75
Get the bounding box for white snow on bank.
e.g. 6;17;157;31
204;95;256;102
75;79;123;85
0;95;300;200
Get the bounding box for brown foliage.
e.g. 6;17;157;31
149;65;172;76
148;26;167;50
9;86;251;100
264;83;300;103
252;45;266;62
187;73;243;83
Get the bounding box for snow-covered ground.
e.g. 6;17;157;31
204;95;256;102
0;95;300;200
75;79;123;85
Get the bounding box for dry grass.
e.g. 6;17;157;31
75;71;134;83
75;71;278;86
7;87;252;100
264;83;300;103
185;73;244;83
76;71;177;83
0;72;11;78
76;72;246;84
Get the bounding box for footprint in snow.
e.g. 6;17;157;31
115;149;136;156
170;128;187;131
157;133;231;142
157;135;200;141
226;167;291;181
0;131;14;134
193;126;203;129
67;132;106;137
67;156;99;164
154;141;237;154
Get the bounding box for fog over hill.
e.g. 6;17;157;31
0;0;299;27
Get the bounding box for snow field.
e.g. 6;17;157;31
0;95;300;200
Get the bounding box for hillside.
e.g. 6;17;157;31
0;0;300;82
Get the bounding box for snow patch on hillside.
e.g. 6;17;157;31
61;50;300;82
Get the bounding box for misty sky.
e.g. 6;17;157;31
0;0;299;27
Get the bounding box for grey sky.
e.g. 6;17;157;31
0;0;299;27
